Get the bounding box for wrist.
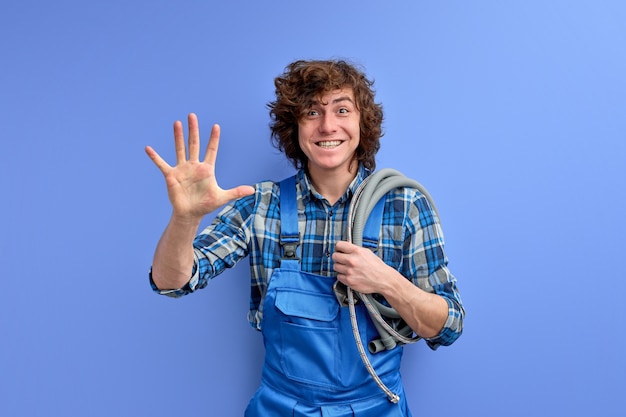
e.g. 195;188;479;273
169;211;204;228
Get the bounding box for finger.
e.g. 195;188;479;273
173;120;187;165
331;251;346;266
334;240;355;254
187;113;200;162
333;260;345;273
145;146;172;174
203;124;221;166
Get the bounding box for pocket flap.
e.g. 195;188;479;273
275;288;339;322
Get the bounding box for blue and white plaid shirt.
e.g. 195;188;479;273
152;165;464;349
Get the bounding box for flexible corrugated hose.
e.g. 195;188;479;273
343;168;440;403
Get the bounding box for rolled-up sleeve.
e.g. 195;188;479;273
406;191;465;350
148;193;255;298
148;255;202;298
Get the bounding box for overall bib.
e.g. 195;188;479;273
244;176;413;417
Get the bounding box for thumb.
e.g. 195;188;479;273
226;185;256;200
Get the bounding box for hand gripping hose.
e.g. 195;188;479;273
343;168;440;403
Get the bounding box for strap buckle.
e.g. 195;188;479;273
280;235;300;260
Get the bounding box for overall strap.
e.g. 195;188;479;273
361;195;387;250
279;175;300;265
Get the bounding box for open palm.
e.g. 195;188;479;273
145;113;255;220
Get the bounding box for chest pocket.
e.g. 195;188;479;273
275;288;339;324
273;287;342;388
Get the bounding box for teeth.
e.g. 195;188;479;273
317;141;341;148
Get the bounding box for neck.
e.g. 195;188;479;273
307;161;359;205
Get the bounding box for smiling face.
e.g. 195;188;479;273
297;88;361;180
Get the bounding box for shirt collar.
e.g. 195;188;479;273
295;164;371;206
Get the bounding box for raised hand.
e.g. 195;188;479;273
145;113;255;221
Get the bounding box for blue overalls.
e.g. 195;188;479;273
244;176;413;417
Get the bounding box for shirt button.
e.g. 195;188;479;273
325;251;331;258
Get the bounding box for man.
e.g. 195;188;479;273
145;59;464;416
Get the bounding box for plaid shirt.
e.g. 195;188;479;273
152;165;464;349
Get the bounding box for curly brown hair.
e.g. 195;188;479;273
268;59;384;171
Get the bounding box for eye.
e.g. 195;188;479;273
307;109;319;117
338;107;349;114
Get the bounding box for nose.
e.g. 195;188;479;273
319;113;337;134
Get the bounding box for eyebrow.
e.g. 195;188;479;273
310;96;355;106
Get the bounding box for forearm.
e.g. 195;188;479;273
379;270;449;339
151;214;202;290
